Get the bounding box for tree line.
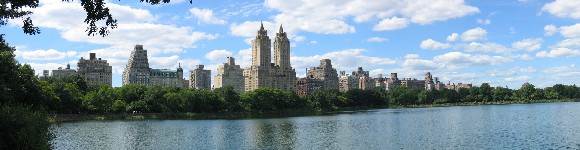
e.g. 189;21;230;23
36;75;580;115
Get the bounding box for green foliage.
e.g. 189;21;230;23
388;87;419;105
0;39;51;149
0;104;52;149
112;100;127;113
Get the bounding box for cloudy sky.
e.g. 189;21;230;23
2;0;580;88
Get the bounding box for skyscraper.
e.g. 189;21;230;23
243;23;297;92
214;57;244;93
77;53;113;86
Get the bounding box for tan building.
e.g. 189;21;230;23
339;71;358;92
51;64;77;78
190;65;211;90
214;57;244;93
338;67;373;92
306;59;339;90
296;77;324;96
122;45;184;87
77;53;112;86
243;23;296;92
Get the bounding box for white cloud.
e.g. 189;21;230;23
189;8;226;24
544;24;558;36
461;27;487;42
367;37;388;42
559;23;580;38
512;38;543;52
310;41;318;45
262;0;478;34
520;66;536;73
402;59;442;70
517;54;534;60
542;0;580;19
291;49;397;75
230;21;277;37
27;63;69;76
505;76;531;82
373;17;409;31
404;54;420;59
487;69;517;77
544;64;577;73
447;33;459;42
22;49;76;60
476;18;491;25
433;52;513;70
17;0;219;57
536;48;580;58
205;50;233;61
420;39;451;50
556;38;580;48
462;42;511;54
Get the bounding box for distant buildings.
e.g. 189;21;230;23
122;45;185;87
190;65;211;90
77;53;112;86
214;57;244;93
243;23;296;92
296;59;339;96
51;64;77;78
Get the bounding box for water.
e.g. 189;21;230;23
51;102;580;149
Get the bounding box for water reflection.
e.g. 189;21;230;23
51;102;580;149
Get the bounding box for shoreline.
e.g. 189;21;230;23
51;99;578;123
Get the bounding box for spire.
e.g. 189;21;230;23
179;63;181;67
260;21;264;31
279;24;283;33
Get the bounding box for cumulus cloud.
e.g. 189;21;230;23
462;42;510;54
536;48;580;58
373;17;409;31
189;8;226;24
404;54;420;59
461;27;487;42
433;52;513;70
504;76;532;82
22;49;76;60
542;0;580;19
420;39;451;50
205;50;233;61
476;18;491;25
367;37;388;42
512;38;543;52
556;38;580;48
402;59;442;70
259;0;478;34
19;0;218;57
544;24;558;36
291;49;398;75
447;33;459;42
559;23;580;38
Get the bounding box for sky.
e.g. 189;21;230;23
1;0;580;88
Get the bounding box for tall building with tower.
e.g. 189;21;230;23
243;23;297;92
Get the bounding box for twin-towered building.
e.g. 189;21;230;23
242;23;297;92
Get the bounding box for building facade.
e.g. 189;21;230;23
190;65;211;90
51;64;77;78
122;45;184;87
296;77;324;97
214;57;245;93
243;23;296;92
77;53;112;86
305;59;339;90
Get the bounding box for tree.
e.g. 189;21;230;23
112;100;127;113
479;83;492;102
518;83;535;101
213;86;243;112
492;86;513;101
0;36;52;149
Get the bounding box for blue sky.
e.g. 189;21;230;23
2;0;580;88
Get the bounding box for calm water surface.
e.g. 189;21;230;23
51;102;580;149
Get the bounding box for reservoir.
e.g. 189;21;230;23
50;102;580;149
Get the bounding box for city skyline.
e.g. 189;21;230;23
2;0;580;88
